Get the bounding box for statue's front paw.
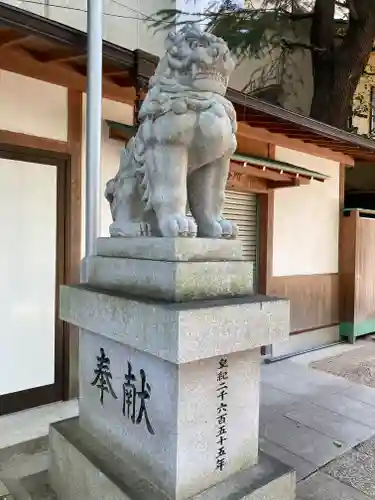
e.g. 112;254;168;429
198;218;237;239
158;214;197;237
219;218;238;239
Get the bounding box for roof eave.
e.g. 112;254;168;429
0;0;135;69
228;88;375;159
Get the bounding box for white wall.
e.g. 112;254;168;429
4;0;45;15
81;96;134;256
272;147;340;277
4;0;172;57
0;70;68;141
230;48;282;94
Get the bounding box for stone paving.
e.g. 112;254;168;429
260;357;375;499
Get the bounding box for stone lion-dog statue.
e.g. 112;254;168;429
105;24;238;239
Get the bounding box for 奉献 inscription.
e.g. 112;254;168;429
91;347;118;405
216;357;229;471
122;361;155;435
91;350;155;435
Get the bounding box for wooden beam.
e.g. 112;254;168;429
237;122;355;166
231;161;297;183
63;62;87;77
268;178;310;189
43;53;86;64
0;129;69;153
46;57;125;93
297;139;360;152
109;128;133;143
0;34;34;49
0;46;135;104
226;169;269;193
268;143;276;158
108;74;134;87
103;69;129;77
0;31;30;48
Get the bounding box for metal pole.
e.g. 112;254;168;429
85;0;103;258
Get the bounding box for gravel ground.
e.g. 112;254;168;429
310;339;375;388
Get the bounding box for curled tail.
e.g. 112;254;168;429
104;121;154;221
105;138;135;219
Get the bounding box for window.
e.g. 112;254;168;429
370;87;375;134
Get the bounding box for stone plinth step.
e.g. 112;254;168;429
0;436;53;500
2;472;57;500
85;256;254;302
96;237;244;262
50;418;296;500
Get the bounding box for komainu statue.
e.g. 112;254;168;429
105;24;238;238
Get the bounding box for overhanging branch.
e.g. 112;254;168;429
289;12;314;20
281;37;328;53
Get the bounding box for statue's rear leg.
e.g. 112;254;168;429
149;144;197;237
187;155;237;239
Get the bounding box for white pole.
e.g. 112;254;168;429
85;0;103;259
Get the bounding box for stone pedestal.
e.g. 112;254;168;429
51;237;296;500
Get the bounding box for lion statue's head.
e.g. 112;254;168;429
149;24;235;96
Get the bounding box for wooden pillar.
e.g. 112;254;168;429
133;78;145;128
258;144;275;295
133;50;158;128
64;89;83;399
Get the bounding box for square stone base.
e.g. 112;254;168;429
49;418;296;500
79;329;261;498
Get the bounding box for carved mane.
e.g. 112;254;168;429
139;24;235;122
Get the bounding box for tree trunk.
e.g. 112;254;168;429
310;1;375;129
309;0;336;123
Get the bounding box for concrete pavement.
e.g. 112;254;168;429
260;350;375;499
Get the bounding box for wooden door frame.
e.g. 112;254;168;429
0;143;73;415
258;190;274;295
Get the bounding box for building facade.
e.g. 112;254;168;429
1;1;375;415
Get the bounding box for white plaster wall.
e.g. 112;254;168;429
273;147;340;277
4;0;45;16
0;70;68;141
230;31;313;115
81;96;133;257
230;48;282;94
4;0;173;57
4;0;233;57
